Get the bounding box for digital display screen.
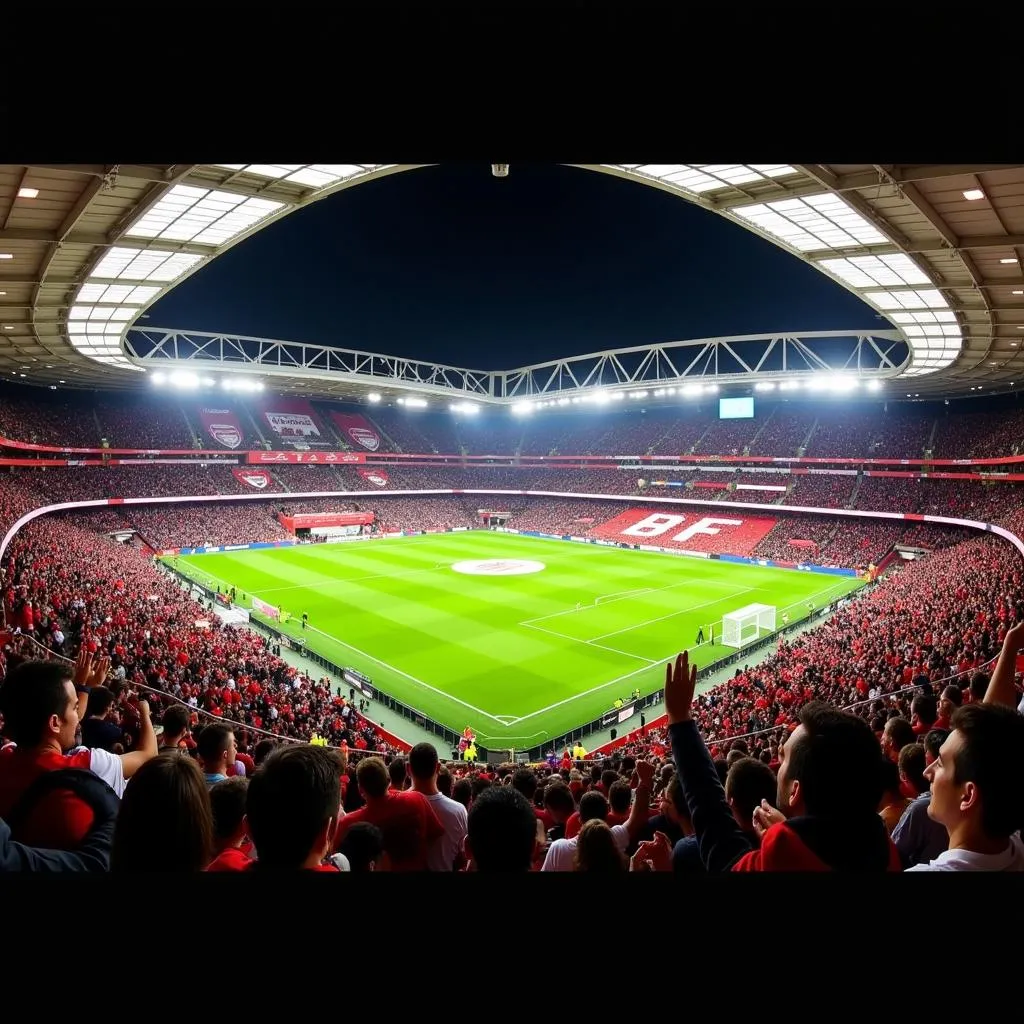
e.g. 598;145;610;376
719;397;754;419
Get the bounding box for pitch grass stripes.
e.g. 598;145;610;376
168;533;864;748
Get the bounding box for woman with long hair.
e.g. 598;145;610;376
111;753;214;871
573;819;627;873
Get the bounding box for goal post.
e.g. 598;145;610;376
721;603;777;649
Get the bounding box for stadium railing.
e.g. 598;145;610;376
9;630;412;760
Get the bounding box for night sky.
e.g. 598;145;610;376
148;164;885;370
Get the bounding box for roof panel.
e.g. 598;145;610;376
3;161;1023;396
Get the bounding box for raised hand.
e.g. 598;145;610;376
665;651;697;725
73;649;93;688
752;798;786;838
630;758;655;789
88;656;110;688
1004;619;1024;653
631;830;673;872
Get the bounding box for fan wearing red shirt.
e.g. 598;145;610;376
333;756;444;871
216;744;348;872
566;779;633;839
206;776;255;871
0;659;158;850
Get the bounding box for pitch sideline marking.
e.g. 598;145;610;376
300;622;510;724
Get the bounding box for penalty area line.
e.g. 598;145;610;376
520;621;658;666
589;586;754;642
520;576;750;627
506;578;865;727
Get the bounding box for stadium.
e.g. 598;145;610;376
2;161;1024;874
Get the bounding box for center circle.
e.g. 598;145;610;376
451;558;547;576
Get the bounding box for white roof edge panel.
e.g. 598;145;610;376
44;163;974;387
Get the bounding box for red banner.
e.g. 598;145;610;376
332;412;383;452
356;467;389;487
591;508;778;555
199;407;245;449
260;399;331;449
232;468;271;490
277;511;374;530
246;450;365;464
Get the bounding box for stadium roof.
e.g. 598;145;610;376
1;162;1021;399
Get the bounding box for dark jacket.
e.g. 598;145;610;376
1;768;119;872
669;720;901;872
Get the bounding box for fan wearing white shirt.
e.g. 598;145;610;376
541;759;655;871
407;741;468;871
906;703;1024;872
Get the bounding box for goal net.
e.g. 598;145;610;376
721;603;776;649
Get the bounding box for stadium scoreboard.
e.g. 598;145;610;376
719;396;754;419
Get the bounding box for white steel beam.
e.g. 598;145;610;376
124;327;908;403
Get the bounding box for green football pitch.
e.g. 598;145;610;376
163;533;864;750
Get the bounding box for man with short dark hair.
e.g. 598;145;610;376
242;744;347;871
907;703;1024;871
673;756;778;872
0;660;157;850
79;688;122;752
910;694;938;737
206;777;251;871
157;706;191;754
892;733;949;868
338;821;385;871
196;723;236;786
407;742;467;871
465;785;538;871
664;651;901;871
881;717;915;764
333;755;444;871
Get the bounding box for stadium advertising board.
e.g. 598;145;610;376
252;596;280;620
246;450;365;464
716;552;859;578
342;668;375;699
260;399;333;450
277;511;374;531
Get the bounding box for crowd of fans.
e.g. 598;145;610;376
606;511;1024;773
3;385;1024;459
0;513;404;755
782;473;856;507
3;392;1024;873
747;409;816;456
6;460;1017;569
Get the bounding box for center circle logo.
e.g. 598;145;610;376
451;559;546;577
